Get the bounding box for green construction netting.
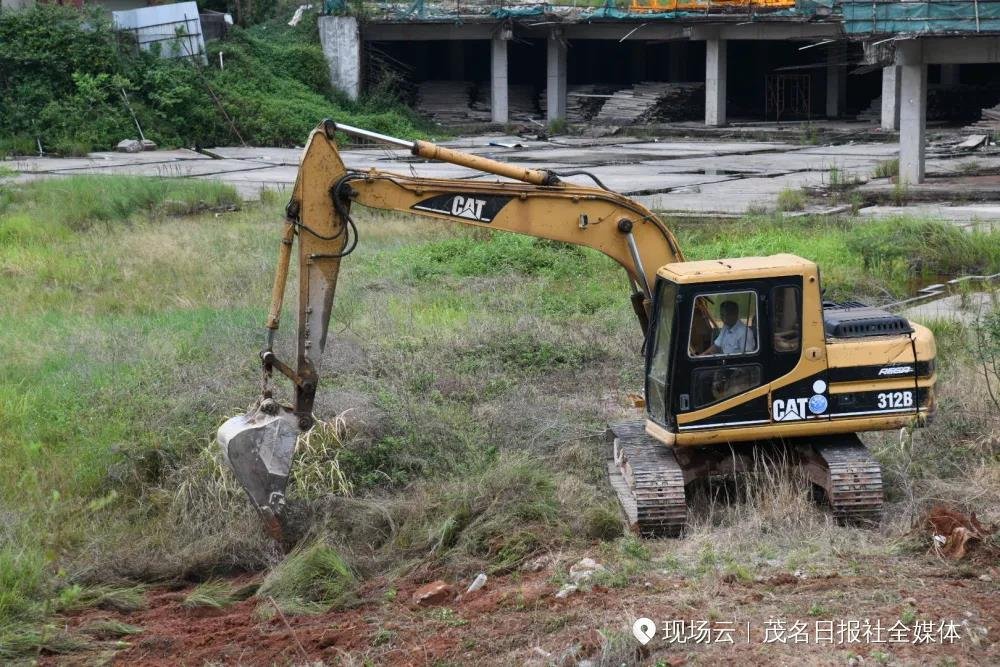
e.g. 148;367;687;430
333;0;829;20
491;5;802;19
843;0;1000;35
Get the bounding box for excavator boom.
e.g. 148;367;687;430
217;120;683;537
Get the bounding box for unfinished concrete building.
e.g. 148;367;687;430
318;0;1000;184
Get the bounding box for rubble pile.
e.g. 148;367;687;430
966;100;1000;134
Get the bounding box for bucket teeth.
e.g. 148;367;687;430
607;420;687;537
217;400;301;538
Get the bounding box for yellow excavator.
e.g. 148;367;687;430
218;120;937;539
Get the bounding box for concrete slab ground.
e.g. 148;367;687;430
5;134;1000;216
903;292;997;325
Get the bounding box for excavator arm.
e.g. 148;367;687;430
217;120;683;538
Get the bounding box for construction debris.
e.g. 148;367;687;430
465;573;487;595
966;100;1000;135
116;139;144;153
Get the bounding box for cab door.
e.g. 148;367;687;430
673;284;771;431
767;280;831;424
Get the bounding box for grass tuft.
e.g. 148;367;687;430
257;540;356;614
181;579;238;610
776;188;806;212
80;618;143;639
0;623;91;660
873;158;899;179
55;584;147;614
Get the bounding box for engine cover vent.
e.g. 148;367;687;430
823;304;913;339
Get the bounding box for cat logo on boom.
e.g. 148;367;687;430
411;193;512;223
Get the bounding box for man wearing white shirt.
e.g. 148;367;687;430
701;300;756;356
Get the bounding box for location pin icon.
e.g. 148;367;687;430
632;617;656;645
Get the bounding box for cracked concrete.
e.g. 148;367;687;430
5;134;1000;216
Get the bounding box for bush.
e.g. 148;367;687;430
0;6;427;154
845;218;1000;279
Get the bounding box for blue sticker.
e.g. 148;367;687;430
808;394;828;414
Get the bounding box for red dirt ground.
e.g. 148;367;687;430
43;548;999;666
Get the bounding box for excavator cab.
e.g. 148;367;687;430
642;254;934;446
609;254;935;535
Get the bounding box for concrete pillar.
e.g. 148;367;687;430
940;64;960;85
317;16;361;100
546;31;567;123
705;38;727;127
826;50;845;118
898;42;927;184
880;65;901;131
491;34;509;124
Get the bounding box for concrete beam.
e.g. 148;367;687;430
318;16;361;100
898;42;926;185
705;38;726;127
546;31;567;123
687;22;839;41
914;37;1000;64
562;23;685;41
362;22;495;41
880;65;900;131
491;34;509;124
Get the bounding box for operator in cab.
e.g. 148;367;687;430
701;300;756;356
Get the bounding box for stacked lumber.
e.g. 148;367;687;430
470;83;539;121
539;84;616;123
595;82;704;125
415;81;491;124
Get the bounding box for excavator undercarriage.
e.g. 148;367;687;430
608;420;884;536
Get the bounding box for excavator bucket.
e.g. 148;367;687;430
217;400;300;539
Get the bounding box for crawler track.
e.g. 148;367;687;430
800;436;884;524
607;420;687;537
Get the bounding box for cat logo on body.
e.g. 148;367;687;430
411;193;512;223
773;397;809;422
773;380;828;422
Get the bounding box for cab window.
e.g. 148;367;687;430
688;291;759;358
772;286;801;353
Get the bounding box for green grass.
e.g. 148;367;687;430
674;214;1000;300
873;158;899;180
1;174;999;655
776;188;806;212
